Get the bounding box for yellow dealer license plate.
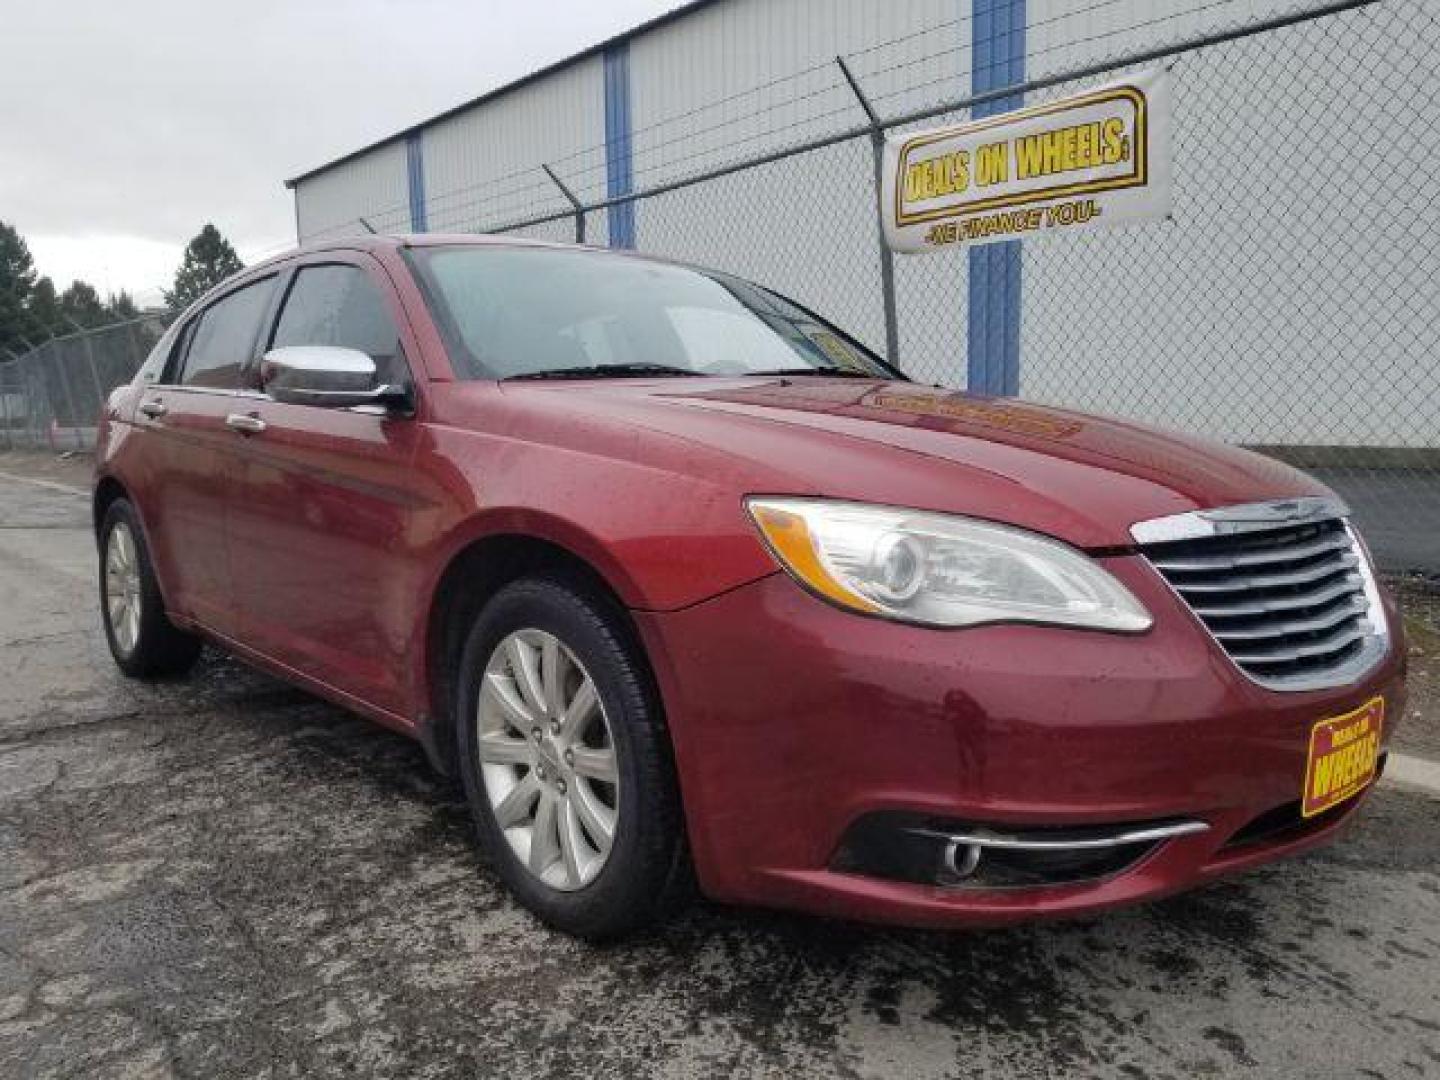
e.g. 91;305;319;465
1302;697;1384;818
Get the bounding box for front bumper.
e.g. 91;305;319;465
634;556;1406;929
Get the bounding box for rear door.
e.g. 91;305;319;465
224;255;426;717
128;274;278;631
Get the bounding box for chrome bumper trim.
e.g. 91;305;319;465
913;819;1210;855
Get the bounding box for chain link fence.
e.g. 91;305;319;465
2;0;1435;598
0;316;169;452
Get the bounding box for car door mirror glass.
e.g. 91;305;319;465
261;346;406;409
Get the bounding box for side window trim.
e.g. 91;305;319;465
158;317;199;386
226;273;281;389
260;264;310;356
241;266;296;388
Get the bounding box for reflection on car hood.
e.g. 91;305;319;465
673;378;1314;492
495;376;1331;548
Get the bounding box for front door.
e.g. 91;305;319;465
224;257;427;717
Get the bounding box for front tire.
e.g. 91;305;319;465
456;574;688;939
99;499;202;678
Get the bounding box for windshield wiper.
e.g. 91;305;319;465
745;367;886;379
505;362;698;381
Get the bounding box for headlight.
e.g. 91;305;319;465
746;498;1152;632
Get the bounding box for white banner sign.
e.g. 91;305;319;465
882;68;1171;254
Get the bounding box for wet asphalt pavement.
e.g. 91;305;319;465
1;469;1438;1080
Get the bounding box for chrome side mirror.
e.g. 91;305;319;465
260;346;408;409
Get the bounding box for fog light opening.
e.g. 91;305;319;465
941;838;983;884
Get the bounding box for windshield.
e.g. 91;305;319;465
407;245;897;381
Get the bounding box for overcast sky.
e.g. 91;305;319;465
2;0;684;305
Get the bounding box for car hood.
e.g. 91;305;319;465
492;377;1330;549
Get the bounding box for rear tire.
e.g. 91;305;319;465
456;574;689;939
99;498;202;678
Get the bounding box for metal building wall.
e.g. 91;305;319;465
291;59;607;244
626;0;964;181
626;0;969;356
420;56;608;238
1023;0;1301;77
293;140;409;243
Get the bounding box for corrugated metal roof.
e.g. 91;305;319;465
285;0;718;188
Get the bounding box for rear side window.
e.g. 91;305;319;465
271;265;406;384
178;278;276;389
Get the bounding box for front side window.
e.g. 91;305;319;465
271;264;406;385
408;246;893;381
176;277;276;389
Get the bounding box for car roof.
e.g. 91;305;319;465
246;233;663;276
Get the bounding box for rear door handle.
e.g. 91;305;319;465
139;400;167;419
225;412;266;435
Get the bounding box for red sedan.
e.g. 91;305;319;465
93;236;1404;937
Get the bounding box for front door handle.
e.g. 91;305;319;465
225;412;266;435
139;400;167;419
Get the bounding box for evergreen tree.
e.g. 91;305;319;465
26;277;65;340
163;223;244;313
59;280;109;329
0;220;38;355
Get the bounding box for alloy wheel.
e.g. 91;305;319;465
104;522;142;657
476;628;620;891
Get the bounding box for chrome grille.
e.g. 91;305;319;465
1132;500;1388;692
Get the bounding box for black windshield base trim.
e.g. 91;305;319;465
503;363;699;381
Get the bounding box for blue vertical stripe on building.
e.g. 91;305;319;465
405;131;428;233
603;43;636;249
967;0;1025;396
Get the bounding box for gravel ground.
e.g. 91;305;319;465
1;452;1438;1079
